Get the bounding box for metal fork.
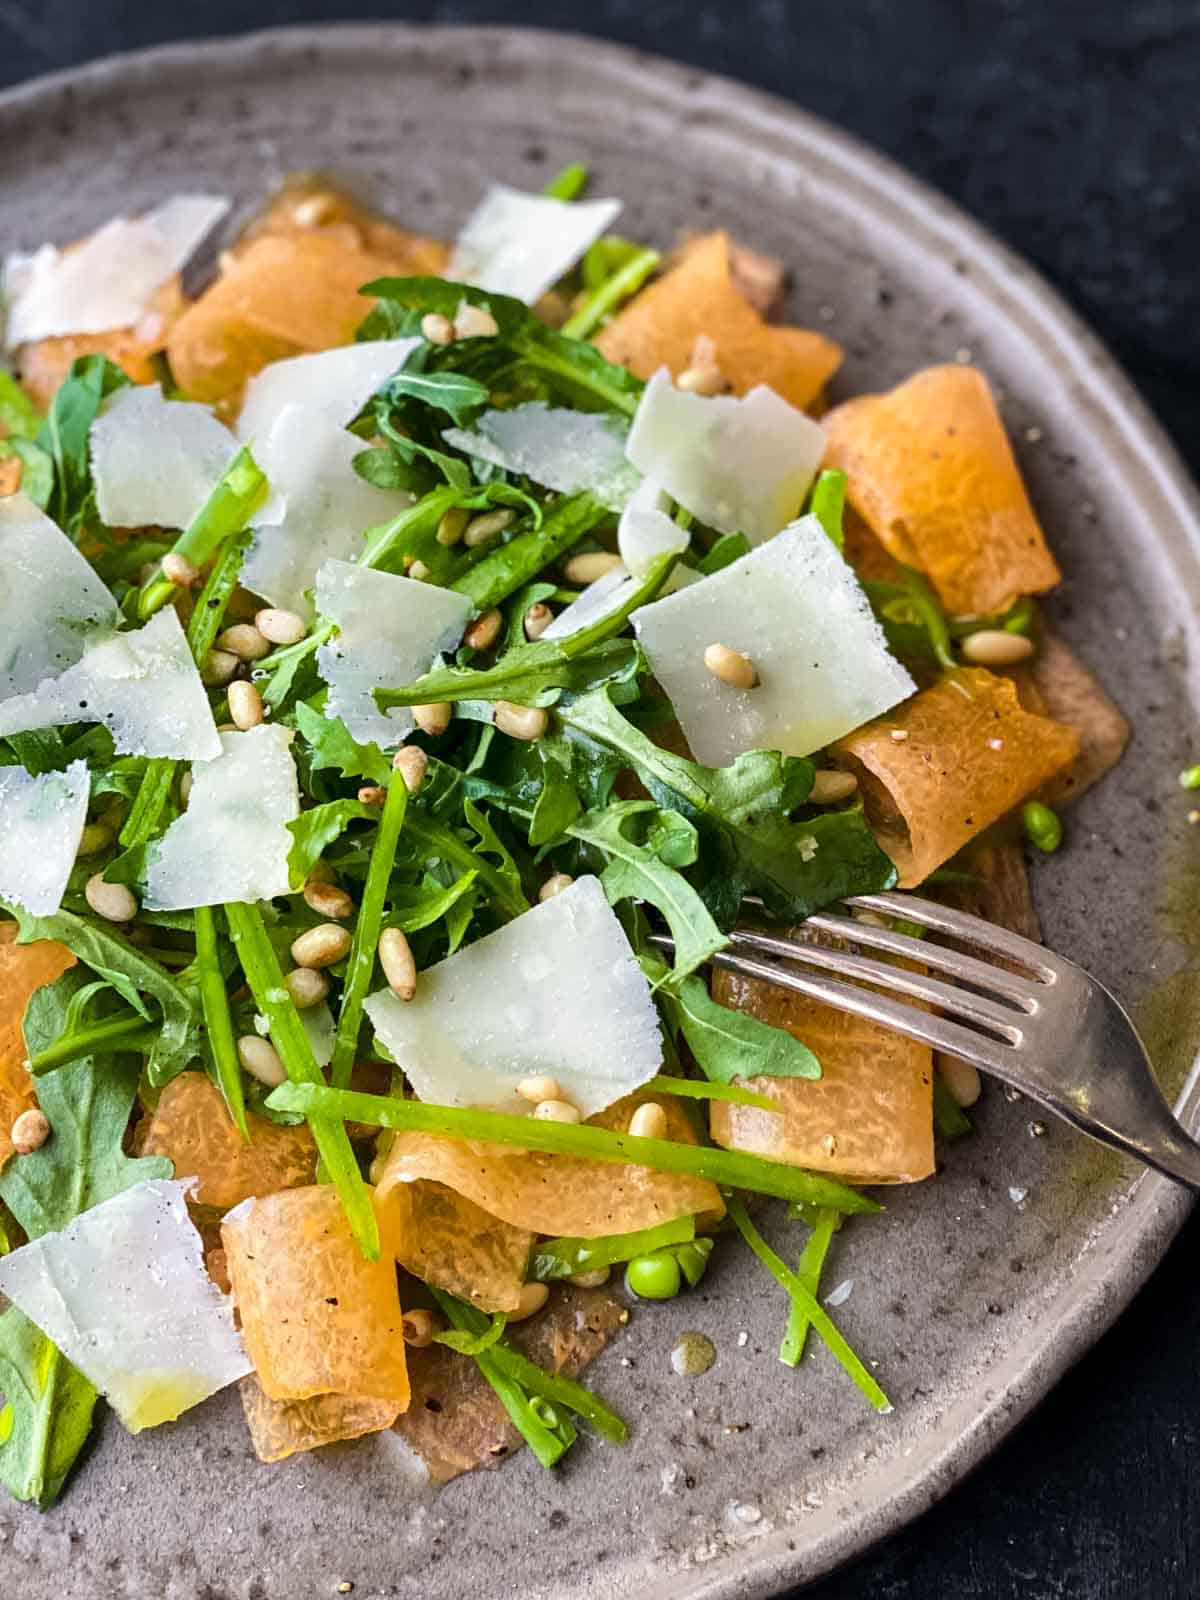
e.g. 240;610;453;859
673;891;1200;1188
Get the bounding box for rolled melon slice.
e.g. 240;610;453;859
239;1376;404;1464
0;925;74;1170
381;1179;534;1315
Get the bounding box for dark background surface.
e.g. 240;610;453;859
2;3;1198;1597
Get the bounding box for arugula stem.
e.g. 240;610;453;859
780;1208;837;1366
186;530;253;661
543;162;589;201
562;247;660;340
118;758;174;848
896;564;956;671
330;769;408;1089
28;1012;153;1074
137;448;266;619
532;1215;694;1281
224;902;379;1260
193;905;247;1138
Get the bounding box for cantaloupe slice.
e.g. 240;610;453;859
709;930;934;1184
229;173;446;279
135;1072;316;1211
239;1375;404;1464
16;277;186;412
221;1185;409;1406
1011;630;1130;810
830;668;1079;886
373;1089;722;1239
382;1179;533;1314
595;232;841;412
0;924;74;1170
822;364;1061;617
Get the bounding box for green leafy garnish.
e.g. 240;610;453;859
780;1208;839;1366
136;447;267;619
33;355;130;534
531;1215;695;1281
657;968;821;1084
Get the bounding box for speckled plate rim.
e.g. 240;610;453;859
2;24;1199;1598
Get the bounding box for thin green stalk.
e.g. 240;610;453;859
544;162;589;201
531;1215;694;1281
264;1082;877;1215
186;530;253;661
224;902;379;1260
138;448;266;618
193;905;246;1138
28;1012;152;1073
118;758;175;847
808;469;847;550
896;564;955;670
562;247;660;339
646;1075;779;1111
330;769;408;1089
780;1208;837;1366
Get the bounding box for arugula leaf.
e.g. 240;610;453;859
462;799;529;915
0;370;42;447
544;162;589;201
0;1305;96;1508
697;532;751;575
7;438;53;509
807;469;847;551
287;798;378;887
933;1071;973;1139
432;1311;508;1356
380;367;490;425
659;969;822;1083
293;703;392;785
385;873;479;934
35;355;130;534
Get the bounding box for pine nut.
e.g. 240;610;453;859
393;746;428;793
939;1056;983;1108
284;967;330;1009
703;642;758;689
179;770;193;808
357;785;387;806
567;1267;612;1289
675;363;726;396
237;1035;287;1088
464;608;504;652
226;586;261;621
228;680;264;730
533;1099;581;1124
402;1308;444;1347
217;623;271;662
413;703;452;737
76;821;112;857
518;1075;563;1104
436;507;470;547
379;927;418;1000
809;769;859;805
408;560;431;582
303;880;355;919
539;873;574;902
291;923;352;969
629;1102;668;1140
524;602;554;640
10;1108;50;1155
254;607;307;646
84;873;138;923
162;552;200;587
420;312;455;345
464;509;514;547
563;550;622;585
494;702;548;741
292;194;337;227
454;303;499;339
202;648;240;686
307;859;336;884
508;1282;550;1323
960;629;1036;666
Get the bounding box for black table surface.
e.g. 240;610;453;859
2;4;1198;1597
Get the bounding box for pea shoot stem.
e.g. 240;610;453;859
193;904;247;1139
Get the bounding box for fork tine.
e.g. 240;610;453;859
803;912;1042;1007
730;928;1028;1039
846;892;1061;981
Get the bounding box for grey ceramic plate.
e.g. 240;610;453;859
2;22;1199;1600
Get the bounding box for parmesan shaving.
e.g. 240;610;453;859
448;184;621;305
0;760;89;916
90;384;238;531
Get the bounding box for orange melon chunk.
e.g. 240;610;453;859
823;364;1061;617
382;1179;533;1314
0;924;75;1170
221;1185;409;1406
595;232;841;412
16;278;186;412
239;1375;403;1464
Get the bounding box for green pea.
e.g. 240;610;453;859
1022;800;1063;853
625;1250;683;1300
1179;765;1200;791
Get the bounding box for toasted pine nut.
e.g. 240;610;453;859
84;873;137;923
539;872;574;902
408;560;431;582
291;923;352;969
567;1267;612;1289
284;967;330;1009
675;363;726;396
960;629;1035;666
228;680;265;730
508;1282;550;1323
939;1057;983;1109
292;193;337;227
162;552;200;587
237;1035;287;1088
524;602;554;640
393;746;428;793
303;879;355;919
10;1108;50;1155
402;1308;444;1347
379;927;418;1000
436;507;470;547
533;1099;581;1124
217;623;271;662
307;858;336;884
76;822;113;857
494;702;548;741
703;642;758;689
518;1075;563;1104
454;303;500;339
464;608;503;651
413;703;452;737
357;785;387;807
254;607;308;646
202;648;240;686
809;769;859;805
563;550;622;585
629;1102;668;1140
179;770;193;808
420;312;455;345
464;509;515;547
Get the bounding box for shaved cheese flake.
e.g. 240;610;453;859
443;403;640;510
0;760;89;915
618;476;690;577
625;368;825;544
3;193;229;349
364;875;661;1118
0;1177;250;1432
448;184;621;304
0;606;222;761
241;404;412;618
236;338;421;444
633;515;915;766
542;559;699;643
315;560;472;748
144;726;299;910
0;493;118;698
90;384;238;531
